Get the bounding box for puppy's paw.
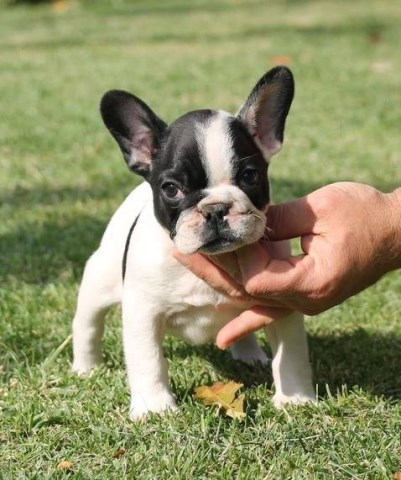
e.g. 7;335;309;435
230;344;270;366
71;355;101;375
129;392;178;421
272;391;316;409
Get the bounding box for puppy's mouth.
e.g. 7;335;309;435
198;232;239;255
173;198;267;256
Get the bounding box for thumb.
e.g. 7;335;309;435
266;196;316;241
215;306;291;349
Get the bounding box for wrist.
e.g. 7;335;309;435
383;188;401;272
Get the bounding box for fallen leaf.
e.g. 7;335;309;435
194;381;246;419
112;448;126;459
367;31;382;44
393;473;401;480
226;393;246;419
57;460;73;471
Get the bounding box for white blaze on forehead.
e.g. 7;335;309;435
198;111;235;186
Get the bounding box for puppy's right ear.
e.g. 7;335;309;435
100;90;167;179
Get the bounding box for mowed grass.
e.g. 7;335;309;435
0;0;401;478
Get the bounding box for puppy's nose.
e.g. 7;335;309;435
199;202;230;220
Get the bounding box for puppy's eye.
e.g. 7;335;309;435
162;182;182;199
240;168;260;186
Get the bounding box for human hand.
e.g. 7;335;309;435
238;182;401;312
174;182;401;348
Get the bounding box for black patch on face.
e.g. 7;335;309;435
150;110;216;233
228;117;270;210
149;110;269;239
199;202;237;250
200;216;238;253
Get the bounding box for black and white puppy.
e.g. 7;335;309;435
72;66;315;420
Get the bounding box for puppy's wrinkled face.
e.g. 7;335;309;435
100;66;294;255
151;111;269;254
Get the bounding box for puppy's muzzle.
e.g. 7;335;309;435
198;201;231;221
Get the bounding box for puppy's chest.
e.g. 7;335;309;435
163;271;241;345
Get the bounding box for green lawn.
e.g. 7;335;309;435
1;0;400;478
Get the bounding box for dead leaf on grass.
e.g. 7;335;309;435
367;31;382;44
112;448;126;459
393;473;401;480
57;460;73;471
194;381;246;419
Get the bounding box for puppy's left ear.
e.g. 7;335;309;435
100;90;167;179
237;66;294;160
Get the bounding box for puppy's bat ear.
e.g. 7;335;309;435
237;66;294;160
100;90;167;179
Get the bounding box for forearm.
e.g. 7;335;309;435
384;187;401;272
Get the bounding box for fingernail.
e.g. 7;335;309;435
216;341;231;351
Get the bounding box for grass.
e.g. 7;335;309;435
0;0;400;478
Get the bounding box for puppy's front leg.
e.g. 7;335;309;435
265;312;315;407
123;294;177;420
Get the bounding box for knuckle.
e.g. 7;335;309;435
313;187;342;215
244;278;264;296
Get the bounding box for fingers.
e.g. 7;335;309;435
215;306;291;349
237;242;314;297
172;250;247;299
207;252;242;283
266;196;317;241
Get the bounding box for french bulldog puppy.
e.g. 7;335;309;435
72;66;315;420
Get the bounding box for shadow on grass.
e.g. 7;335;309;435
0;172;136;209
309;329;401;399
170;328;401;400
0;176;137;284
0;212;106;284
1;319;400;403
168;341;273;389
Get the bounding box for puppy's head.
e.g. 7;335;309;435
100;66;294;255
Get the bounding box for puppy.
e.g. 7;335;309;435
72;66;315;420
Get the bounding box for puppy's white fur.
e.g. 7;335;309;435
200;111;234;185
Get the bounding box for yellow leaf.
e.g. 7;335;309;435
112;448;126;459
226;393;246;420
194;381;245;419
57;460;73;471
393;473;401;480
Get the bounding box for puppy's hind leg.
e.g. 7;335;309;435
72;249;121;374
230;333;269;366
